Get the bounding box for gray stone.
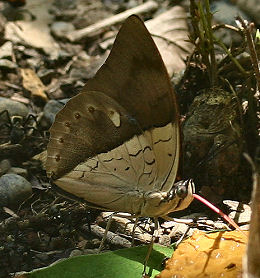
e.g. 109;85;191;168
223;200;251;224
34;253;49;261
158;234;171;246
169;222;191;239
82;248;99;255
69;249;83;257
26;57;42;68
210;1;250;45
51;21;75;39
0;97;29;122
0;174;32;207
7;167;28;178
211;1;250;25
183;88;243;201
0;160;11;176
234;0;260;24
22;48;39;58
37;69;55;85
0;59;17;69
40;99;68;128
214;221;229;230
0;41;13;59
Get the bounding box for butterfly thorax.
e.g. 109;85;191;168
140;179;194;217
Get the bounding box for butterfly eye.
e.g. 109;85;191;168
168;180;191;201
175;184;188;199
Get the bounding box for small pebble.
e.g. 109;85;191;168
210;1;250;45
7;167;28;178
224;200;251;224
0;97;29;121
0;160;11;176
91;238;101;248
0;59;17;69
37;68;55;85
0;41;13;59
34;253;49;262
211;1;250;25
214;222;228;230
70;249;83;257
159;234;171;246
40;99;68;128
169;223;190;239
51;21;75;39
82;248;99;255
0;174;32;207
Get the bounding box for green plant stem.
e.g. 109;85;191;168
197;0;217;87
205;0;217;87
197;2;211;83
237;16;260;90
190;0;201;43
216;39;249;76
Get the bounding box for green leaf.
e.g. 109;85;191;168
20;244;173;278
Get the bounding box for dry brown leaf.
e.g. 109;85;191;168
21;68;48;102
146;6;193;76
4;0;59;58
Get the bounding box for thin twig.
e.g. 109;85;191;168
223;77;245;131
151;33;191;54
212;23;241;33
236;16;260;90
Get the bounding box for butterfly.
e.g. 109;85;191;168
46;14;194;243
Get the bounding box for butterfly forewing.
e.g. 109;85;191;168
46;15;182;215
84;16;177;130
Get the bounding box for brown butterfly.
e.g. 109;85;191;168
46;15;194;217
46;15;194;272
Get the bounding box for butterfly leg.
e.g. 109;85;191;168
98;213;115;252
0;109;12;130
142;217;159;277
98;212;134;252
131;217;139;247
162;215;194;224
162;215;192;246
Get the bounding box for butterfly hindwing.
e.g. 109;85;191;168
46;91;141;178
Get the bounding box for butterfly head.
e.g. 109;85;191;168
167;179;195;212
141;179;194;217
